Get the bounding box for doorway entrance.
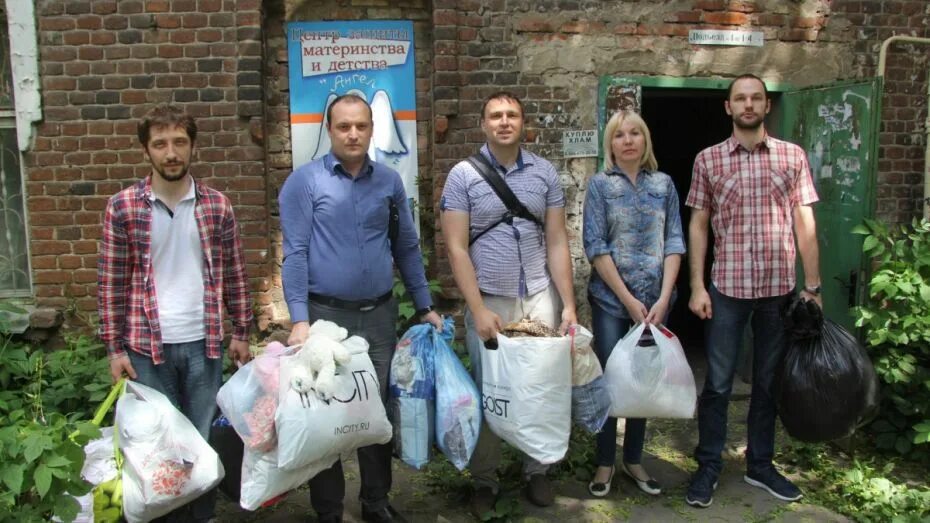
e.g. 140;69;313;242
640;87;736;348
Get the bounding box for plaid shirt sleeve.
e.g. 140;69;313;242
221;202;252;341
686;151;712;210
97;197;129;359
790;144;819;206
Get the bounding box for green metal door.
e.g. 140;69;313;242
780;79;881;329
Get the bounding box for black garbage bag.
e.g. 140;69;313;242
776;295;880;442
210;414;244;502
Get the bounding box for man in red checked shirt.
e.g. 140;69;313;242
97;105;252;523
684;75;822;509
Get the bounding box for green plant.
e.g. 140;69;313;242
784;441;930;522
0;324;113;522
0;412;100;523
853;218;930;457
393;246;442;336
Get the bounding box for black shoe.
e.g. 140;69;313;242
362;505;407;523
525;474;554;507
685;465;719;508
744;466;803;502
316;514;342;523
470;486;497;519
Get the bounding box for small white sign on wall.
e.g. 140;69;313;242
688;29;764;47
563;130;598;158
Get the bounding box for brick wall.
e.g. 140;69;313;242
836;0;930;223
29;0;270;329
264;0;434;328
429;0;930;307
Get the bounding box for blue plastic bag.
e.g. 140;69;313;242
572;375;611;433
432;317;481;470
389;323;437;469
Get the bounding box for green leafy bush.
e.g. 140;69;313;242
0;323;112;522
853;218;930;458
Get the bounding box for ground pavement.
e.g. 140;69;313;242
216;353;849;522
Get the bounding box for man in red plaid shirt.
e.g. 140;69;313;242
684;75;822;509
97;105;252;522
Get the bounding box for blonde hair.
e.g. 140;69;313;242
602;109;658;172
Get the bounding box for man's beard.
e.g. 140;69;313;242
154;163;189;182
733;113;764;130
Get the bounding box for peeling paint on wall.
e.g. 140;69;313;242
4;0;41;152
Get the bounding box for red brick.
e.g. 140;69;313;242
755;13;786;26
693;0;726;11
703;11;748;25
781;28;819;42
433;9;458;26
561;21;607;34
145;0;169;12
514;17;553;32
670;11;702;23
790;16;824;29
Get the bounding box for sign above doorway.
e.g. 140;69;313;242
688;29;764;47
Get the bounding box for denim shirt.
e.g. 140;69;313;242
583;167;686;319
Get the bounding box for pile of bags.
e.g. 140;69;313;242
777;295;879;442
389;317;481;471
75;379;225;523
217;320;393;510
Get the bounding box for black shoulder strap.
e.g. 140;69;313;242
465;153;542;246
387;197;399;247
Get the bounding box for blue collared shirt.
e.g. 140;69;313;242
279;153;432;323
583;167;686;319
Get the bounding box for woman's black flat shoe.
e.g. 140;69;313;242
588;466;615;497
622;461;661;495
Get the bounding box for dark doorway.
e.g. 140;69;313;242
640;88;730;348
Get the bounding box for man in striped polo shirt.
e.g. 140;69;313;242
440;91;577;516
685;74;822;509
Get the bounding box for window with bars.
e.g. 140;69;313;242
0;7;30;297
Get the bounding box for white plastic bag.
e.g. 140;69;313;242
216;342;288;452
603;323;697;419
239;447;337;511
115;381;224;523
275;336;393;471
481;333;572;464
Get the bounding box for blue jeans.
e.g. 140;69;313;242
590;301;647;467
305;297;398;518
694;284;790;475
128;339;223;522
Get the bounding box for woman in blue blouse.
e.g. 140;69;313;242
583;109;686;497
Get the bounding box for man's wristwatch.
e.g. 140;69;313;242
416;305;434;317
804;285;822;295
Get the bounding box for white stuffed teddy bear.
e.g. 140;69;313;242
290;320;352;405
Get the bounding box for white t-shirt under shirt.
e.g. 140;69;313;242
150;178;206;344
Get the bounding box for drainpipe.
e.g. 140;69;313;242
878;36;930;220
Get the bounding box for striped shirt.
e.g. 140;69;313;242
440;145;565;298
97;176;252;364
686;134;818;299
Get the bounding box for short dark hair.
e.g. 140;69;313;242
326;93;373;126
137;105;197;147
480;91;524;121
727;74;769;101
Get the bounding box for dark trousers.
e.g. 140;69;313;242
306;297;398;518
590;301;647;467
694;284;791;474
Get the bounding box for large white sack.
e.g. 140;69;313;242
275;335;393;471
115;381;224;523
481;333;572;464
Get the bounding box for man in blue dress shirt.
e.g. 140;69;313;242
279;93;442;523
